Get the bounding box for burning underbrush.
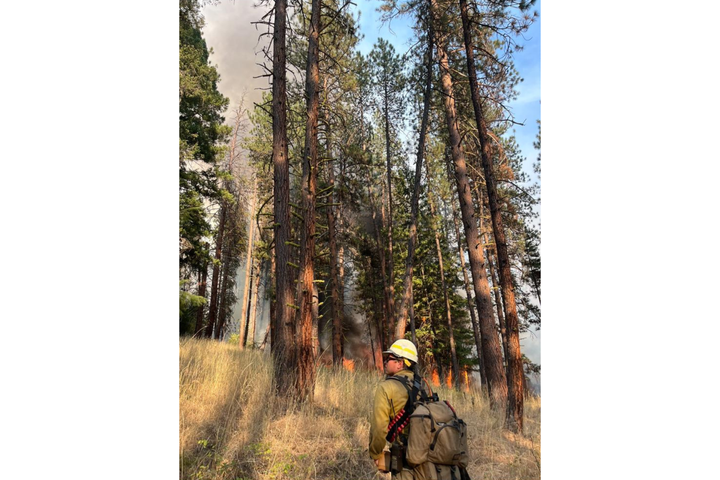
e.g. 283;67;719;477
180;337;540;480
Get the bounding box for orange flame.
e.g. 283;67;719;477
431;369;440;387
446;369;453;388
462;369;470;392
342;358;355;372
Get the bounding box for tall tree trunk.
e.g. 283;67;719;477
458;0;524;432
420;261;438;369
327;134;342;365
270;251;276;348
395;16;433;339
409;288;416;344
239;180;258;349
272;0;295;395
206;205;227;338
378;170;393;340
447;187;486;387
338;244;345;354
426;163;460;389
296;0;321;401
475;181;509;370
366;256;385;370
337;152;346;357
312;282;319;358
383;85;396;340
216;224;234;341
194;263;208;335
367;176;390;347
367;303;378;370
432;2;507;406
487;249;509;368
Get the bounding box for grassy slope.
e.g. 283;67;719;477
180;338;540;480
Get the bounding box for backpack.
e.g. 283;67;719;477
385;371;471;480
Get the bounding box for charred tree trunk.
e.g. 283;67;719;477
296;0;321;401
432;2;507;406
395;15;433;339
459;0;524;432
271;0;295;395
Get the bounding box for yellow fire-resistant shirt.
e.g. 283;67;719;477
368;369;422;460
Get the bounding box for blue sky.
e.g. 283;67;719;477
353;0;541;180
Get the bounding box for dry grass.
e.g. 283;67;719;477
180;338;540;480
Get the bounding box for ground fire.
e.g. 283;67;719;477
431;369;440;387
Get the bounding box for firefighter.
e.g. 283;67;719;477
369;339;426;479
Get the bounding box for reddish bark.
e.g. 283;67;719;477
271;0;296;395
458;0;524;431
295;0;321;401
431;1;508;406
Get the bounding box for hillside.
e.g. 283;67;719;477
180;338;540;480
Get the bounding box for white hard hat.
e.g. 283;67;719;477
383;339;419;364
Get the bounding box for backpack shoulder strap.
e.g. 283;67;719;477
387;375;412;395
385;369;423;443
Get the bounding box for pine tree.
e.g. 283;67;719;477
179;0;231;334
269;0;295;397
430;0;508;406
395;4;434;341
295;0;322;401
457;0;536;432
369;39;407;340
